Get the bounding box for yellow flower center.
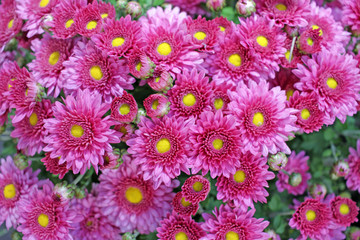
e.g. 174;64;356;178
219;26;225;32
125;187;143;204
285;50;294;61
180;197;191;207
119;104;130;115
136;62;142;72
225;231;239;240
175;232;188;240
3;184;16;199
228;54;242;67
25;88;29;96
256;36;268;47
214;98;224;110
301;108;310;120
29;113;38;126
39;0;50;7
70;125;84;138
234;170;246;183
306;209;316;221
8;19;14;29
65;19;74;28
252;112;264;127
192;181;203;192
86;20;97;30
286;89;294;100
312;25;323;36
339;203;350;215
212;139;224;150
275;3;287;11
155;77;160;83
90;66;103;80
182;93;196;107
157;42;172;56
194;31;207;40
112;37;125;47
156;138;171;153
101;13;108;19
327;77;338;89
48;51;60;65
119;126;127;134
86;220;93;226
152;99;159;110
307;38;314;46
38;214;49;227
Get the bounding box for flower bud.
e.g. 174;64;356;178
235;0;256;17
268;152;288;171
309;184;327;199
135;108;146;124
117;0;128;9
53;182;73;201
290;172;302;187
13;153;29;170
206;0;226;11
332;161;350;177
126;1;142;18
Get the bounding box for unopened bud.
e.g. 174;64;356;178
126;1;142;18
13;153;29;170
235;0;256;17
290;172;302;187
117;0;128;9
309;184;327;199
206;0;226;11
268;152;288;171
332;161;350;177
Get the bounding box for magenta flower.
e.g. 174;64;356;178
181;175;210;204
345;140;360;193
74;1;102;38
41;153;69;179
330;196;359;227
143;94;170;118
164;0;207;16
111;91;138;123
209;81;235;113
172;192;199;216
342;0;360;35
43;89;121;174
0;1;22;49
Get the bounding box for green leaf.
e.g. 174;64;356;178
221;7;235;21
268;194;281;211
153;0;164;6
324;128;336;141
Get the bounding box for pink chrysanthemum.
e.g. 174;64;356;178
70;191;121;240
0;156;39;229
201;204;269;240
342;0;360;35
74;1;102;37
111;91;138;123
188;111;242;178
0;2;22;49
209;81;234;113
98;0;116;20
147;68;174;92
167;68;212;118
127;50;156;79
270;68;300;100
41;153;69;179
238;15;287;80
11;100;53;156
0;61;14;116
172;192;199;216
228;80;297;156
345;140;360;193
98;155;179;234
157;213;206;240
127;115;193;189
114;123;135;142
28;33;76;97
49;0;87;39
143;94;170;118
293;50;360;124
16;0;58;37
279;37;303;69
43;89;121;174
165;0;207;16
216;152;275;211
181;175;210;204
276;151;311;195
92;16;142;58
17;182;76;240
100;151;120;170
254;0;310;27
289;198;337;240
330;196;359;227
61;40;135;103
288;91;329;133
212;17;231;34
298;29;322;55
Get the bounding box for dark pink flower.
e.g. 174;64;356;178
181;175;210;204
172;192;199;216
111;91;138;123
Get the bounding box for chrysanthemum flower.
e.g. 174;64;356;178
61;40;135;103
43;89;121;174
298;29;322;54
288;91;329;133
49;0;87;39
212;17;231;34
185;15;218;53
209;81;234;113
238;15;287;80
293;50;360;124
254;0;310;27
279;37;303;69
0;61;14;116
111;91;138;123
0;156;40;229
74;1;102;38
70;191;121;240
41;153;69;179
147;68;174;92
330;196;359;227
165;0;207;16
143;94;170;118
188;111;242;178
181;175;210;203
216;152;275;211
28;33;76;97
114;123;135;142
127;50;156;79
342;0;360;35
157;213;206;240
16;0;58;37
172;192;199;216
98;0;116;20
127;115;193;189
11;100;53;156
228;80;297;156
345;140;360;193
17;182;76;240
0;111;9;126
270;68;300;100
0;2;22;49
98;154;179;234
201;204;269;240
289;198;337;240
92;16;142;58
276;151;311;195
100;151;120;170
167;68;212;118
